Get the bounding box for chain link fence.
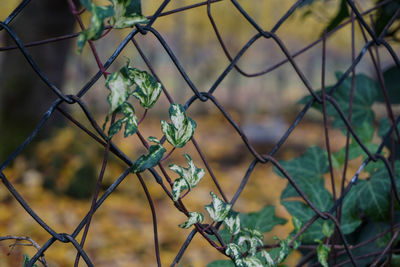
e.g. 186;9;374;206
1;0;400;266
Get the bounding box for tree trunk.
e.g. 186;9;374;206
0;0;77;158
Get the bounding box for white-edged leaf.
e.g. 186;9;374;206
131;144;166;173
179;212;204;229
161;104;197;148
224;211;241;235
148;136;160;144
225;243;242;260
274;236;291;263
110;0;148;29
260;250;275;267
172;178;189;201
108;102;138;138
205;192;232;222
238;228;263;256
77;1;114;52
130;68;162;109
106;71;131;113
169;154;205;190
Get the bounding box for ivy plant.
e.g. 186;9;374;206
56;1;400;266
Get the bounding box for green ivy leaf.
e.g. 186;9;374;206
207;260;235;267
205;192;232;222
129;68;162;109
169;154;205;190
356;171;391;221
23;255;38;267
281;175;333;211
240;205;286;233
77;1;114;52
171;178;188;201
282;201;330;243
161;104;197;148
179;211;204;229
376;66;400;104
299;73;379;129
224;211;241;236
241;256;264;267
108;102;138;138
105;70;132;114
339;186;362;234
109;0;148;29
131;144;166;173
276;146;329;180
316;240;330;267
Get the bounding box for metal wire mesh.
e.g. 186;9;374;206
1;0;400;266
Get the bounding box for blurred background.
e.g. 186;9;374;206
0;0;399;266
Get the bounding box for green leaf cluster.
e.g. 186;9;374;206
104;62;162;139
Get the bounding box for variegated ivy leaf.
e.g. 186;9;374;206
77;0;114;53
161;104;197;148
129;68;162;109
224;211;241;236
108;102;138;138
172;178;189;201
178;212;204;229
260;250;275;267
109;0;148;29
205;192;232;222
273;236;291;264
105;70;132;114
238;228;264;256
316;240;330;267
225;243;242;260
169;154;205;190
242;256;264;267
131;144;166;173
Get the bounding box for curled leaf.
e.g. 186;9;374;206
179;212;204;229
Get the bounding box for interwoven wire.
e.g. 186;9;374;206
1;0;400;266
